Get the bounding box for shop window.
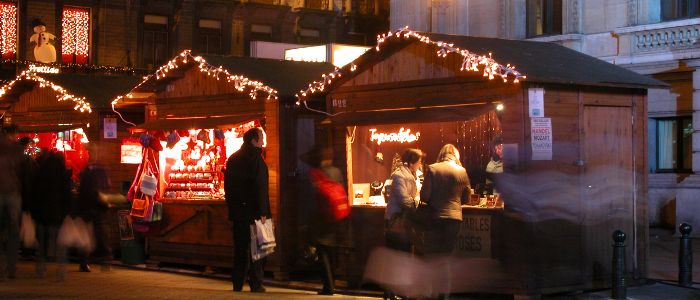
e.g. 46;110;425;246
142;15;169;69
61;7;90;64
0;2;16;59
526;0;562;38
299;28;321;44
305;0;329;10
662;0;700;21
197;19;222;55
656;117;692;172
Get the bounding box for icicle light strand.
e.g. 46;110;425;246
294;26;526;116
111;50;279;125
0;70;92;113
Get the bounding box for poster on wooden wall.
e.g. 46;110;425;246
528;88;545;117
103;116;117;139
531;117;552;160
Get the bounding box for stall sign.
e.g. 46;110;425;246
530;117;552;160
103;116;117;139
121;140;142;164
369;128;420;145
456;215;491;257
528;88;545;117
28;64;60;74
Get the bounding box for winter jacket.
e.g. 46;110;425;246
420;160;470;221
224;143;271;222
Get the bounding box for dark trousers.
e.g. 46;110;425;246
317;244;334;292
430;218;460;255
232;221;264;290
81;214;112;266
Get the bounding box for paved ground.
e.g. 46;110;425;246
2;228;700;299
0;261;377;300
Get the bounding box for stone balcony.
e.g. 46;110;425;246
612;18;700;66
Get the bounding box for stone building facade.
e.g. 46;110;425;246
11;0;388;69
391;0;700;232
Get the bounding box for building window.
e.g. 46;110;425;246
0;2;16;59
657;117;692;172
142;15;169;69
198;19;222;55
250;24;272;42
61;7;90;64
662;0;700;21
526;0;562;38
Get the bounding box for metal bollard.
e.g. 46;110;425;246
679;223;693;287
612;230;627;299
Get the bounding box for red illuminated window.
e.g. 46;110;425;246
61;7;90;64
0;2;17;59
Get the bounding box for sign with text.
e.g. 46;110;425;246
103;116;117;139
120;140;142;164
528;88;545;117
456;215;491;257
530;117;553;160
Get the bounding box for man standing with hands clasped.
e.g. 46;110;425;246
225;127;271;293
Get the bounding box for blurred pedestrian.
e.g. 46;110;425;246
18;136;38;259
225;127;270;293
0;125;22;280
75;143;112;272
31;150;72;280
302;145;346;296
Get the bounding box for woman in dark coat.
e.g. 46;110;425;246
31;151;72;279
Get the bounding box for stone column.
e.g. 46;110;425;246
676;61;700;237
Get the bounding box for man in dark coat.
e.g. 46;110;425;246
0;126;22;280
224;127;270;293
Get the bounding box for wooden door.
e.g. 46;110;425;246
582;105;635;280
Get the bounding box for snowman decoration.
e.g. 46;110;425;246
29;19;56;63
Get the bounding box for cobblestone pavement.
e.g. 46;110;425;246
0;261;377;300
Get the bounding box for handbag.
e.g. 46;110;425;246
130;196;150;219
140;172;157;196
254;219;276;250
19;212;37;248
386;212;408;236
250;223;275;262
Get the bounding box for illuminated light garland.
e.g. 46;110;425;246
61;7;90;64
0;71;92;113
295;27;526;115
111;50;279;126
0;2;17;59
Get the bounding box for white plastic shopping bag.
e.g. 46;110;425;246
250;221;274;262
57;216;95;253
19;212;37;248
254;219;276;250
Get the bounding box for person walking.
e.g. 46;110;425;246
75;143;113;272
302;146;347;296
31;151;72;280
0;125;22;280
224;127;270;293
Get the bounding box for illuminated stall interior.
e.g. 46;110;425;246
130;118;263;201
347;110;503;208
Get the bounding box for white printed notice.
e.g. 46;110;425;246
531;117;552;160
103;116;117;139
528;88;545;117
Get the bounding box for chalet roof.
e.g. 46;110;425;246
39;73;143;109
199;54;336;97
0;72;142;110
421;32;667;88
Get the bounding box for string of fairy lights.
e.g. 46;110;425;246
111;50;279;125
0;71;92;113
0;2;16;59
294;26;526;115
61;7;90;64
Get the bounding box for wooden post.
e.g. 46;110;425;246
612;230;627;299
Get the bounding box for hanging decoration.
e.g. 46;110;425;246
30;19;56;63
61;7;90;64
294;26;526;115
0;71;92;113
0;2;16;60
111;50;279;126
